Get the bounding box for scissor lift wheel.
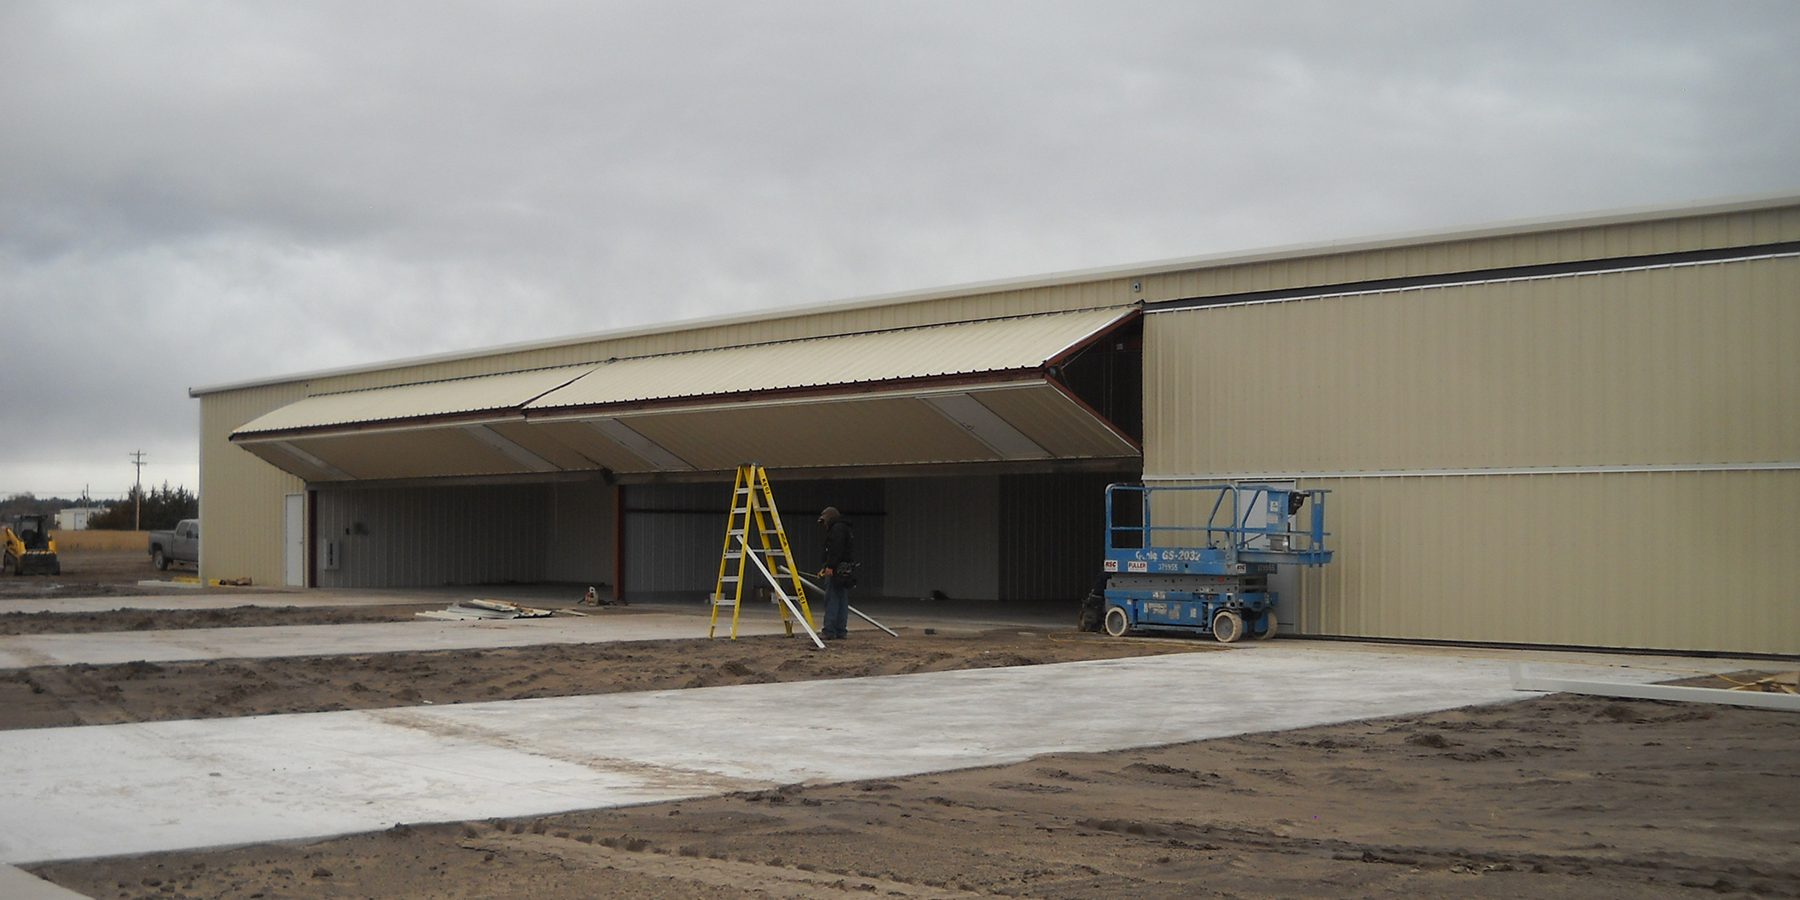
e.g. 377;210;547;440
1255;610;1278;640
1211;609;1244;643
1103;606;1130;637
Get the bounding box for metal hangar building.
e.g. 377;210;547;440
191;193;1800;656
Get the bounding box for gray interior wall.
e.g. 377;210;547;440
885;474;1000;601
314;484;548;588
545;480;615;585
313;480;613;589
623;478;884;600
998;472;1117;602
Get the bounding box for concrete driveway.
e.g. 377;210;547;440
0;642;1739;866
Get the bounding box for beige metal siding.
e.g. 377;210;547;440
1136;204;1800;305
197;385;307;585
294;297;1136;397
235;366;589;436
1146;255;1800;476
1283;471;1799;655
527;308;1130;413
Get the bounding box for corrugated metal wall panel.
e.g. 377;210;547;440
998;472;1117;602
546;480;615;584
885;475;998;601
1147;205;1800;306
622;478;884;599
1281;471;1800;655
313;484;551;588
1146;255;1800;477
623;482;731;596
198;384;307;585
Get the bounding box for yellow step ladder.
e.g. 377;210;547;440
709;464;816;641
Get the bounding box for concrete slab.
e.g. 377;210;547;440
0;613;788;669
0;644;1737;865
0;865;93;899
0;591;493;615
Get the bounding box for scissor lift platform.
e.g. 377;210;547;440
1100;483;1333;642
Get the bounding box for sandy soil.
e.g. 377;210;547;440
33;690;1799;900
0;628;1210;730
0;547;171;600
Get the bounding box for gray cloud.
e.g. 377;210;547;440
2;0;1796;497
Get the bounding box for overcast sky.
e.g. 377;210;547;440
2;1;1796;501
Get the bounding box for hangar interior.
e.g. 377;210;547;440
231;309;1144;604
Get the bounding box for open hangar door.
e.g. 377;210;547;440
230;309;1142;594
620;468;1126;607
308;478;614;590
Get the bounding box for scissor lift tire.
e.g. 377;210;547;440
1254;611;1278;640
1103;606;1130;637
1212;609;1244;643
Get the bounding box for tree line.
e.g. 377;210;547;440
85;484;199;531
1;485;199;531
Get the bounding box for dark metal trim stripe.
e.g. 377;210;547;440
1145;240;1800;313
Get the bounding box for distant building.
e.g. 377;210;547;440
56;507;105;531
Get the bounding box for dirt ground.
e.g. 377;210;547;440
0;628;1209;730
0;547;173;600
32;690;1799;900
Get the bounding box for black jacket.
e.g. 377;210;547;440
821;518;854;570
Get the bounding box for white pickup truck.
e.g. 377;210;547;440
148;519;199;571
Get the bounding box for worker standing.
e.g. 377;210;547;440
817;506;854;640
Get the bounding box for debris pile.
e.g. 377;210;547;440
415;599;555;621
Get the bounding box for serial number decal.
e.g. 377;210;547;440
1131;549;1208;562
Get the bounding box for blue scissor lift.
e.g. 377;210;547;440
1100;483;1333;642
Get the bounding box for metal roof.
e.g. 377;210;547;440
230;308;1131;439
233;366;588;437
524;308;1132;414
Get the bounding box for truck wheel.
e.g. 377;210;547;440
1212;609;1244;643
1103;606;1131;637
1254;611;1278;640
153;549;168;571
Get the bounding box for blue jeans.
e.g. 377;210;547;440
822;579;850;638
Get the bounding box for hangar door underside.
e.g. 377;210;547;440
228;308;1143;483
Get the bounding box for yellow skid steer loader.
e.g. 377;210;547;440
2;514;61;576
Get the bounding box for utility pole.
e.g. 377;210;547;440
130;450;146;531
